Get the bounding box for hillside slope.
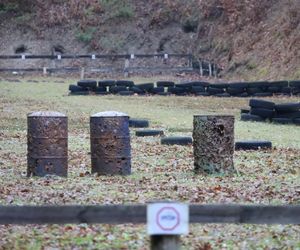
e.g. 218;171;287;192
0;0;299;80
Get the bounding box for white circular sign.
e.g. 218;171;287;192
156;206;180;231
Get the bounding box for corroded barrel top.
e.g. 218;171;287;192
28;111;66;117
91;111;129;118
27;111;68;138
194;115;234;118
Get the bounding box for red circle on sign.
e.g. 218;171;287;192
156;206;180;231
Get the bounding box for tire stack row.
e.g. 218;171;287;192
69;79;135;95
241;99;300;125
203;80;300;97
69;79;300;97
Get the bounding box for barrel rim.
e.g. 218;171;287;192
193;115;234;118
91;111;129;118
28;111;66;117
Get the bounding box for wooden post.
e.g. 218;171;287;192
43;67;47;76
151;235;180;250
213;64;217;78
208;63;212;77
193;115;235;175
124;59;129;77
80;67;85;79
189;55;193;68
148;202;187;250
199;60;203;76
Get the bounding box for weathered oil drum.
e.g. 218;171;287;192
27;111;68;177
90;111;131;175
193;115;235;175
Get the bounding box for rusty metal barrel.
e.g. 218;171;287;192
27;111;68;177
90;111;131;175
193;115;235;175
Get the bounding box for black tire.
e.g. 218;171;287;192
161;136;192;145
249;99;275;109
228;82;248;88
129;119;149;128
138;83;154;92
269;81;288;87
69;91;89;96
289;80;300;88
293;118;300;125
130;86;144;94
115;80;134;87
109;86;127;94
169;87;186;95
175;81;210;89
291;87;300;95
247;81;270;89
273;93;289;97
95;91;109;95
94;86;107;93
77;79;97;88
235;140;272;150
208;87;225;95
156;81;175;87
175;82;194;89
191;86;205;93
214;93;231;97
236;92;249;97
98;80;115;87
157;92;171;96
69;84;86;92
150;87;164;94
118;90;134;96
281;87;292;94
275;103;300;112
240;109;250;114
210;83;229;89
272;118;292;124
253;92;272;97
136;130;164;137
273;111;300;119
268;86;282;93
247;87;263;95
190;81;210;87
195;92;210;96
175;92;188;96
241;113;264;122
250;108;274;118
227;87;245;95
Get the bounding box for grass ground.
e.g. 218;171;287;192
0;76;299;249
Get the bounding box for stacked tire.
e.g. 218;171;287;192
273;102;300;124
109;80;134;95
290;80;300;95
137;83;154;94
267;81;289;95
69;79;97;95
241;99;300;125
69;79;300;97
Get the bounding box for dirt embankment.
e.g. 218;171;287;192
0;0;299;80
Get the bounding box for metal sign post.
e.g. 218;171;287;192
147;203;189;250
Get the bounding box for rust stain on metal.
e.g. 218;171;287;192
193;115;235;175
90;111;131;175
27;111;68;177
